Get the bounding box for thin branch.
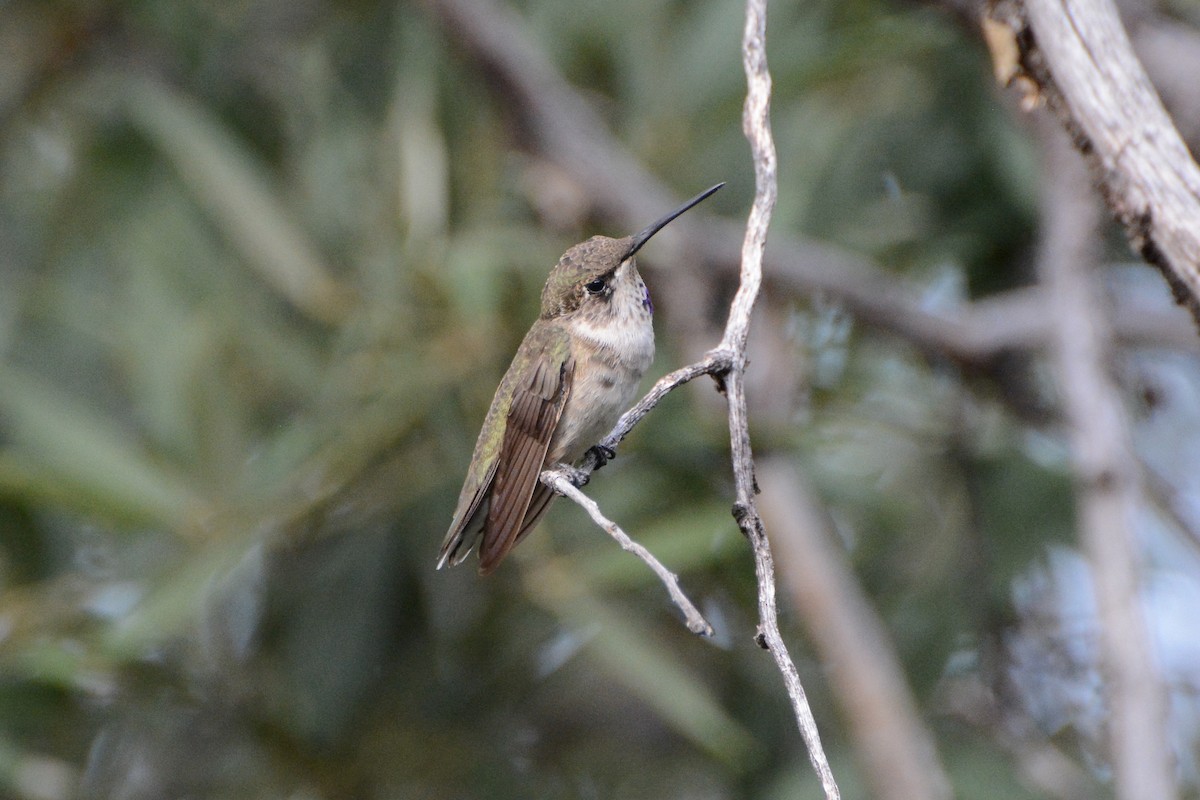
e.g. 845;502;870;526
728;1;840;797
1035;117;1176;800
988;0;1200;325
538;470;713;637
575;351;732;475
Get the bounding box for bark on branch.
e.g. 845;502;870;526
987;0;1200;325
726;2;839;795
538;469;713;636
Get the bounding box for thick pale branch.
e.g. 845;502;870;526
989;0;1200;324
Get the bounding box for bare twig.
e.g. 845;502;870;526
724;1;839;796
538;470;713;637
988;0;1200;325
1036;118;1176;800
759;458;952;800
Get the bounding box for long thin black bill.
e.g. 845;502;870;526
624;182;725;259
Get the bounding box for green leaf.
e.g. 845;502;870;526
0;369;203;530
120;78;355;325
525;563;757;767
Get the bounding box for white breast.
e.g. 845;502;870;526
571;316;655;370
549;333;652;464
546;260;656;463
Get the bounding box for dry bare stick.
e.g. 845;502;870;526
758;458;953;800
539;361;729;636
597;352;732;461
987;0;1200;325
538;472;712;637
1036;119;1176;800
724;3;837;797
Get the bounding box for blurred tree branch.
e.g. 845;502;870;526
986;0;1200;327
758;458;953;800
1035;117;1177;800
941;673;1097;800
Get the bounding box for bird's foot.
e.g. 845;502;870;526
587;444;616;470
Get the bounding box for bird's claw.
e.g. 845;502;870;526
588;444;617;470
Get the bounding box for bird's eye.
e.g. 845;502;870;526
584;277;607;295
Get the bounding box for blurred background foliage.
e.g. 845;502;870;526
1;0;1199;798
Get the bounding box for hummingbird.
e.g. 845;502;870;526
438;183;724;574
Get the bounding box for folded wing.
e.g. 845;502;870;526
477;344;574;574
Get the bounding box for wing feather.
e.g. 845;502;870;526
477;348;573;574
436;457;496;568
513;483;556;545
